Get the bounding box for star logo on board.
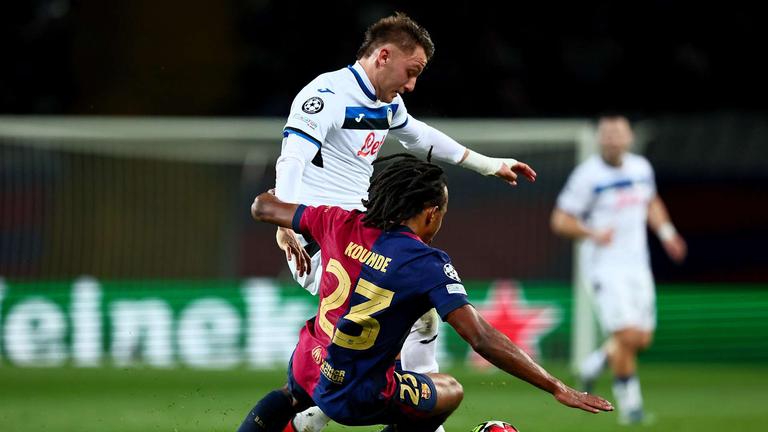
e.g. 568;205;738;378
471;280;560;366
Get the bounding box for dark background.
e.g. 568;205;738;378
1;0;766;283
3;0;766;117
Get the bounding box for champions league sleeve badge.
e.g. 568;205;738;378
443;263;461;282
302;97;324;114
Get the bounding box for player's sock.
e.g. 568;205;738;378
237;389;295;432
290;406;331;432
612;375;644;424
578;348;607;391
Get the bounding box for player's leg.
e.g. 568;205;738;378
284;241;334;432
284;406;330;432
238;384;311;432
400;308;443;432
381;372;463;432
578;276;623;391
400;308;440;373
606;269;656;424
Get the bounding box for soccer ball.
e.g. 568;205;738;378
471;420;519;432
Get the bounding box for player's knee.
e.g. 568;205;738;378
433;374;463;414
438;375;464;412
638;332;653;350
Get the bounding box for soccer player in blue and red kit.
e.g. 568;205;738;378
239;155;613;431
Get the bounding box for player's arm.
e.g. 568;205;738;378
647;195;687;263
251;192;299;229
550;208;612;245
274;133;321;276
251;191;311;276
390;115;536;186
445;304;613;414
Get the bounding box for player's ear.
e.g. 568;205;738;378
425;205;440;225
377;47;390;66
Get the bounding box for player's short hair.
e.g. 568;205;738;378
596;112;631;125
362;153;447;231
357;12;435;61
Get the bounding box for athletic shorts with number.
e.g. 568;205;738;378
591;266;656;333
287;352;437;425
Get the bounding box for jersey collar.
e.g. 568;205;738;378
348;62;378;102
390;225;424;243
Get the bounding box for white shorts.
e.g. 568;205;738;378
287;239;439;373
590;267;656;333
287;234;323;296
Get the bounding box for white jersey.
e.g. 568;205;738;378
556;153;657;274
282;62;412;211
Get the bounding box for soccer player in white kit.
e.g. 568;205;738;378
551;115;687;425
273;13;536;432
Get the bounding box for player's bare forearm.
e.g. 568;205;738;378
447;305;561;393
647;195;672;232
550;209;592;240
250;192;299;228
446;305;613;413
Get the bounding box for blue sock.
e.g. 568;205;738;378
237;389;295;432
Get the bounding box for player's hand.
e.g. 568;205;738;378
495;161;537;186
590;228;614;246
276;227;311;277
663;235;687;263
553;385;614;413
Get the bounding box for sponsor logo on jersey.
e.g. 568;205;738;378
302;97;324;114
292;113;319;130
355;113;365;122
320;360;346;384
317;88;335;94
444;263;461;282
312;346;323;364
387;106;393;126
357;132;384;157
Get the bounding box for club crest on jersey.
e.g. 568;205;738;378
444;263;461;282
302;97;324;114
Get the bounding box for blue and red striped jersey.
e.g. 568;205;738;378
289;204;469;422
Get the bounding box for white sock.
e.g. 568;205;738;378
292;406;331;432
579;348;607;381
612;375;643;415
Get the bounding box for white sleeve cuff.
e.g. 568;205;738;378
460;150;517;176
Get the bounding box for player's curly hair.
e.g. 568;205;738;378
357;12;435;61
361;153;447;230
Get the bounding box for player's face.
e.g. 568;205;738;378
422;186;448;244
377;44;427;103
598;117;633;166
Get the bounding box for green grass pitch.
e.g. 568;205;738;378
1;362;766;431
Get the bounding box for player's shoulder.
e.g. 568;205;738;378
570;155;603;179
304;204;355;222
293;67;350;102
625;153;654;172
396;238;453;267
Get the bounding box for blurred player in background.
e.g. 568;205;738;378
550;115;687;424
240;155;612;432
273;12;535;432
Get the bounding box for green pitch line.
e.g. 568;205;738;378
0;363;766;432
